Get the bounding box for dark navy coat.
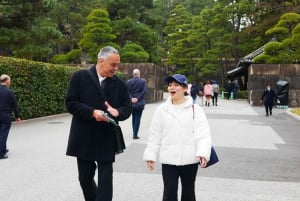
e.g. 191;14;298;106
261;88;278;106
0;85;20;123
127;77;147;109
65;65;132;162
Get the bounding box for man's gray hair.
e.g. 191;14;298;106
98;46;119;60
0;74;10;83
132;69;140;77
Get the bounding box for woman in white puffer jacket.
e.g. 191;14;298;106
143;74;212;201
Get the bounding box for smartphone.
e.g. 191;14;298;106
103;113;117;126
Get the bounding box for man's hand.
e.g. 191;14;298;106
92;110;109;122
105;101;119;117
131;98;138;103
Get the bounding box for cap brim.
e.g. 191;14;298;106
165;76;176;83
165;76;187;86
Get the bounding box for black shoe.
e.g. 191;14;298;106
5;149;9;153
0;154;8;159
133;136;140;140
266;113;269;116
270;111;272;115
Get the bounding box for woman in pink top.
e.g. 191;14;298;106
204;80;213;106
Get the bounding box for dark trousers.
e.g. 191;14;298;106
77;158;113;201
212;92;218;105
227;90;232;100
162;163;198;201
0;122;11;155
264;103;273;115
132;109;143;137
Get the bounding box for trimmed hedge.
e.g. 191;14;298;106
237;90;248;99
0;56;78;120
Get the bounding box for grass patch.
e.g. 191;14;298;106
290;108;300;116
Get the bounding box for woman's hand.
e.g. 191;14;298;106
146;160;155;171
197;156;207;168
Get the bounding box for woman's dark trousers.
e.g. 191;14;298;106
162;163;198;201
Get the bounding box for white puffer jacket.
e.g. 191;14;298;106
143;96;212;165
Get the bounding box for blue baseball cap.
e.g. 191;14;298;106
165;74;188;87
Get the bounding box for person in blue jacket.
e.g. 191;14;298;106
0;74;21;159
127;68;147;139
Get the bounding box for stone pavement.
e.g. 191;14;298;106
1;94;300;201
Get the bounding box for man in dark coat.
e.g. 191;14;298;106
66;46;132;201
127;68;147;139
0;74;21;159
261;83;279;116
225;79;234;100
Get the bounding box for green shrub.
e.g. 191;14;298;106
50;54;68;64
51;49;82;64
237;90;248;99
0;56;78;120
120;43;149;63
66;49;82;63
115;71;126;81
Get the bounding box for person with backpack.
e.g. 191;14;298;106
190;82;199;104
211;80;220;106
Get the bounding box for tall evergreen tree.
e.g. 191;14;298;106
164;5;194;76
0;0;59;60
78;9;118;62
112;16;159;63
47;0;102;54
254;12;300;64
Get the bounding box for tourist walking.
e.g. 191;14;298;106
65;46;132;201
0;74;21;159
204;80;213;106
143;74;212;201
261;83;279;116
211;80;220;106
127;68;147;139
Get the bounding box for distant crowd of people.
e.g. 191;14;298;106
187;78;240;106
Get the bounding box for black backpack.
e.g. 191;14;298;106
190;84;198;96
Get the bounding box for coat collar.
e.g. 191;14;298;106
88;65;118;88
163;96;193;112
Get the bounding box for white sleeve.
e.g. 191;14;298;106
193;105;212;161
143;106;163;162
